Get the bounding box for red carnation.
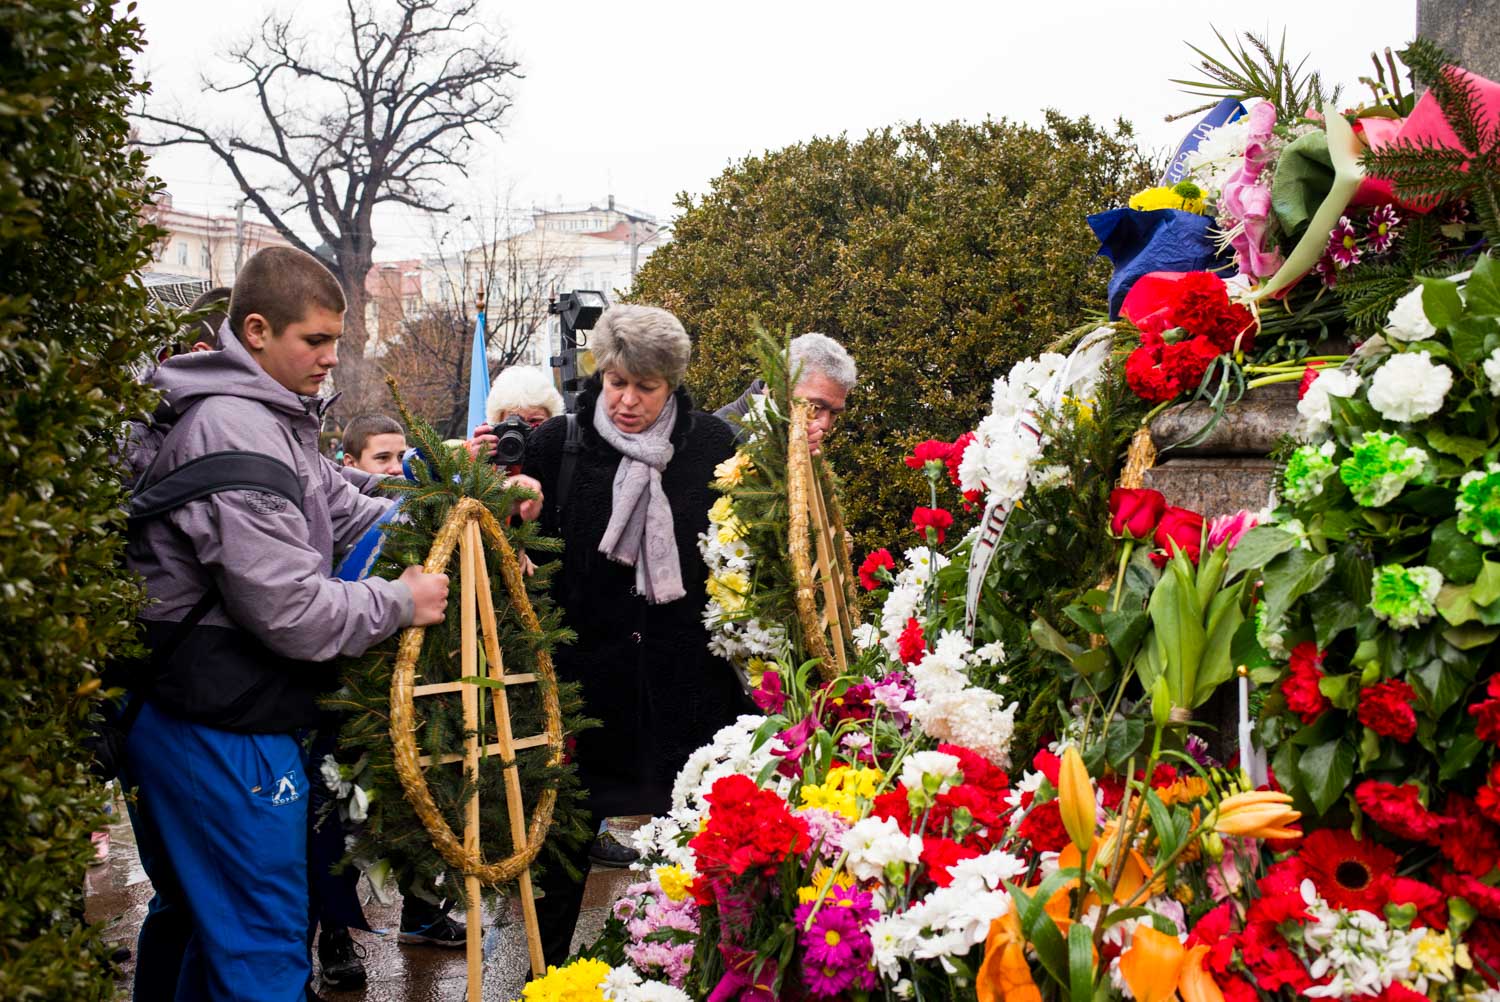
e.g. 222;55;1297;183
911;506;954;544
1476;763;1500;826
897;617;926;666
1438;870;1500;919
689;774;811;881
1437;794;1500;876
946;432;975;487
1154;506;1205;564
1281;642;1332;725
1125;339;1178;403
1357;679;1419;743
1160;334;1221;390
1354;780;1452;843
1109;487;1168;540
1297;363;1326;400
1469;673;1500;744
904;439;952;471
1015;799;1069;853
857;548;895;591
921;836;981;886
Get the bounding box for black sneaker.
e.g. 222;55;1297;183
317;926;367;990
398;912;467;948
588;830;640;868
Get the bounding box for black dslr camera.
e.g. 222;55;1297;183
490;414;532;467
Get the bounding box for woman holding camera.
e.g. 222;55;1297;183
520;304;747;965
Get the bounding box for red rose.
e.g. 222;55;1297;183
1357;678;1419;743
1354;779;1452;843
1109;488;1168;540
911;506;954;544
897;617;926;666
1154;506;1205;564
1281;642;1331;725
904;439;952;471
857;548;895;591
946;432;975;487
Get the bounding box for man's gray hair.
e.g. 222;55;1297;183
590;304;692;388
789;332;857;391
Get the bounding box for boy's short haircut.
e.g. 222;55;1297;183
341;414;404;461
228;247;346;338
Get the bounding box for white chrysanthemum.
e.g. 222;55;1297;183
910;687;1017;767
879;583;922;657
972;640;1006;665
1296;368;1361;439
669;715;771;811
1367;351;1452;423
1485;347;1500;396
1183;118;1253;196
1383;286;1437;342
1029;463;1071;491
896;546;950;588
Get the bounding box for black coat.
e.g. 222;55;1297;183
523;380;749;817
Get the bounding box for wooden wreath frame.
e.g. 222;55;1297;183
389;497;563;986
788;401;860;681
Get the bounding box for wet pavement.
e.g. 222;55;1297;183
85;790;642;1001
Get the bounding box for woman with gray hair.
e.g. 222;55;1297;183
519;304;746;965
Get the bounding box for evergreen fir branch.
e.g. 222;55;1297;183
1365;142;1475;197
1400;39;1491;153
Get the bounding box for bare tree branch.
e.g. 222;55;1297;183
135;0;521;413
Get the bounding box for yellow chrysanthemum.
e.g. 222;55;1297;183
654;865;694;903
796;867;857;904
715;515;748;544
520;957;610;1002
746;658;769;688
1128;184;1207;215
708;495;736;526
714;451;755;488
798;765;884;820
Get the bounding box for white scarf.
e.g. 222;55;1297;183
592;395;684;604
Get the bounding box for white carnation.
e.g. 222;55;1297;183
1485;347;1500;396
1383;286;1437;342
842;816;923;881
899;750;963;792
1367;351;1452;423
1296;368;1361;439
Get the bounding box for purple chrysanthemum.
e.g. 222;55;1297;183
1327;215;1362;268
1367;203;1401;253
793;886;879;997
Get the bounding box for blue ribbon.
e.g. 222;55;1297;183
335;502;401;582
1161;97;1246;185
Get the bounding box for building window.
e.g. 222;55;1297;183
176;241;188;266
201;243;211;269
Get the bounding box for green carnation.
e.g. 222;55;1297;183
1339;431;1429;508
1282;441;1338;505
1456;463;1500;546
1370;564;1443;629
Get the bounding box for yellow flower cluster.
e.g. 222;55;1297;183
1410;929;1469;989
798;765;884;820
706;569;750;613
796;866;858;904
654;865;694;903
521;958;611;1002
713;450;755;488
1128;183;1207;215
707;495;747;545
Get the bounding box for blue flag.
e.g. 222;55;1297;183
1161;97;1246;185
465;309;490;438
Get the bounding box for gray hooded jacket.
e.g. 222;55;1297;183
127;326;412;729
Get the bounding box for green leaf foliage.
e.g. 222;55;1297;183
629;113;1152;549
0;1;174;996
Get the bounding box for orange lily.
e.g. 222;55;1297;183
976;904;1042;1002
1120;924;1185;1002
1057;745;1096;854
1213;790;1302;840
1180;943;1225;1002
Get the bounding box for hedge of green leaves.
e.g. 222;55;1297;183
629;113;1152;549
0;1;170;996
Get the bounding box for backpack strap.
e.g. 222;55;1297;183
552;413;583;523
129;450;305;529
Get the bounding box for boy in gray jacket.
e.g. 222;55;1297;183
123;247;449;1001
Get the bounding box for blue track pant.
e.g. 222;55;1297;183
123;702;311;1001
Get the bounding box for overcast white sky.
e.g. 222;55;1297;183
126;0;1417;259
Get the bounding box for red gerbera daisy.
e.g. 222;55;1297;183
1296;828;1399;913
